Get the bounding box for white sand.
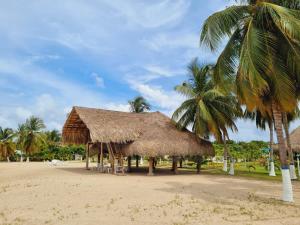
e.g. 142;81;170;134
1;162;300;225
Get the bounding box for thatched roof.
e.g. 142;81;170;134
273;126;300;153
62;106;214;157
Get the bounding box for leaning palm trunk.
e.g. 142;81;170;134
272;102;293;202
268;121;276;176
283;113;297;180
222;134;228;172
7;156;10;162
228;158;235;175
297;156;300;177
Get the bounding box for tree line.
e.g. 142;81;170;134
0;116;84;162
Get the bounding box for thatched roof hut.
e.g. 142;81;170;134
273;126;300;153
62;106;214;157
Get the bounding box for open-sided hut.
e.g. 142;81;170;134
273;126;300;153
62;106;214;175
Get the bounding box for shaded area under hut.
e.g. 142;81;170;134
62;106;214;175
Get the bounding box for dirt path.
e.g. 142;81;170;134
1;162;300;225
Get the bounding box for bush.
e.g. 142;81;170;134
30;145;85;161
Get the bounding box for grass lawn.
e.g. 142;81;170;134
144;160;300;182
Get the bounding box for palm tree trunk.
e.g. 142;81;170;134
229;158;235;175
268;121;276;176
282;113;297;179
272;101;293;202
222;133;228;172
7;156;10;162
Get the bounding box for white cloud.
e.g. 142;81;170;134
15;107;32;121
129;80;184;110
91;72;105;88
102;0;190;28
103;103;130;112
141;32;199;51
144;65;184;77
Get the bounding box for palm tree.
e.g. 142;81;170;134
45;130;61;146
128;96;151;113
128;96;151;169
16;124;26;162
172;59;240;174
22;116;46;162
282;109;300;179
0;127;16;162
200;0;300;202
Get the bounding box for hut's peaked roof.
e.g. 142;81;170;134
62;106;214;157
286;126;300;152
273;126;300;153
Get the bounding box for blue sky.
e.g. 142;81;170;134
0;0;299;141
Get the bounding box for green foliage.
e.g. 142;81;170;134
128;96;151;113
0;127;16;160
213;140;269;161
200;0;300;113
30;145;85;161
172;59;241;142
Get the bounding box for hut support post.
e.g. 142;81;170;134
136;155;139;168
173;156;179;174
127;156;132;172
196;156;203;174
148;157;154;176
97;146;101;169
100;143;104;172
85;143;90;170
179;157;183;168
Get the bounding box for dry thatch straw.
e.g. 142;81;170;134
62;106;214;157
273;126;300;153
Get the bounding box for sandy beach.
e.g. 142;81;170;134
1;162;300;225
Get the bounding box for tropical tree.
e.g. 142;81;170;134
282;108;300;179
172;59;240;174
16;123;26;162
128;96;151;168
128;96;151;113
45;129;61;146
0;127;16;162
200;0;300;201
22;116;46;162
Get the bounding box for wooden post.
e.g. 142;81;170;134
127;156;132;172
173;156;178;174
148;157;154;176
196;156;203;174
171;156;175;171
100;142;104;172
107;143;114;174
179;158;183;168
136;155;139;168
97;144;100;169
86;143;90;170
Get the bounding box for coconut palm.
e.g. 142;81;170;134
128;96;151;113
200;0;300;202
172;59;240;174
0;127;16;162
15;123;26;162
22;116;46;161
282;108;300;179
128;96;151;168
45;129;61;146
